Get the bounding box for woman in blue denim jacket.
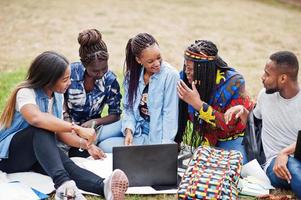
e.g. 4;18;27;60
98;33;179;152
0;52;128;200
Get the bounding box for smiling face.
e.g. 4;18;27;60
136;43;162;75
85;59;108;80
52;65;71;94
184;59;194;84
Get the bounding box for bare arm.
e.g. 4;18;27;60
81;114;120;128
281;143;297;155
95;114;120;125
20;104;96;144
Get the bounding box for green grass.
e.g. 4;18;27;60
0;68;26;110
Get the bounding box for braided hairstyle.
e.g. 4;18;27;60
175;40;229;147
124;33;158;108
78;29;109;67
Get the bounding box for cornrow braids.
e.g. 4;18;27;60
124;33;158;108
78;29;109;67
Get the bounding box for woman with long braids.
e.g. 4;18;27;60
62;29;122;157
176;40;253;164
97;33;179;152
0;51;128;200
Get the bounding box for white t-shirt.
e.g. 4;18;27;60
16;88;55;114
253;88;301;170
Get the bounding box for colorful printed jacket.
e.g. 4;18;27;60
64;62;122;124
182;68;253;146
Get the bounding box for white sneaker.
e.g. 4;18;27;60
55;180;87;200
104;169;129;200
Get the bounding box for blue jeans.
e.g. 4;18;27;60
266;157;301;199
0;126;104;196
97;120;147;153
216;137;248;164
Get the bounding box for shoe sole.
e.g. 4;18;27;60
111;169;129;200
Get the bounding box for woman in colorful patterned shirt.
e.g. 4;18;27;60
97;33;179;152
61;29;122;158
176;40;253;163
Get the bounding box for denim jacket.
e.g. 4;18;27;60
0;88;63;159
122;61;179;144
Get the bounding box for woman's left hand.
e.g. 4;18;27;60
87;144;107;160
177;80;203;110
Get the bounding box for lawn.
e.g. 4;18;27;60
0;0;301;199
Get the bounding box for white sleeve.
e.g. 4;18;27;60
253;88;265;119
16;88;36;112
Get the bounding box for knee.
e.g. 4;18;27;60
287;157;301;176
288;158;301;182
98;141;114;153
31;126;56;141
30;126;53;135
98;138;125;153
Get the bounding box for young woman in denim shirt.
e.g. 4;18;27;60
0;52;128;200
97;33;179;152
62;29;122;158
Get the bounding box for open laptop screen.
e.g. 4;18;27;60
113;143;178;187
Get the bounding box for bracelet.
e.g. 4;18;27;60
79;138;84;152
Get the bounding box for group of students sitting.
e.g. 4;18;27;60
0;28;300;199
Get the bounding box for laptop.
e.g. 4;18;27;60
113;143;178;188
294;130;301;161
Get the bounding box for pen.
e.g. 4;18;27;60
91;120;96;129
91;120;103;144
79;120;96;152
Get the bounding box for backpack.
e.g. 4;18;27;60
243;110;266;165
177;145;243;200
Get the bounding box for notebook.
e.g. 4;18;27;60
294;130;301;161
113;143;178;188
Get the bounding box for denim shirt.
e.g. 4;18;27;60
65;62;122;124
0;88;63;159
122;61;179;144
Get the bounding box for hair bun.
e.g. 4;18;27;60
78;29;102;47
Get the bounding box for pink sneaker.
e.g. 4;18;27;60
104;169;129;200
